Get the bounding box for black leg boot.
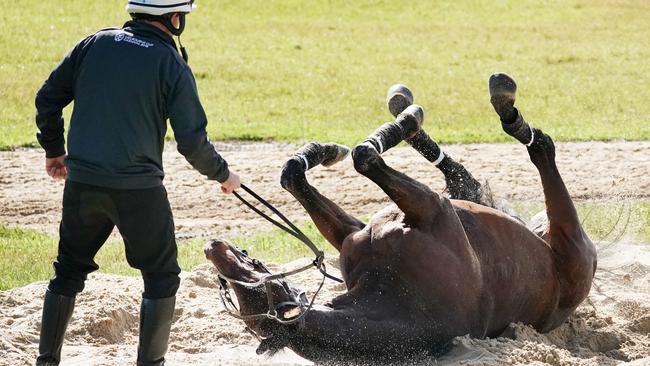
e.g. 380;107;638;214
489;72;535;145
35;290;75;366
137;296;176;366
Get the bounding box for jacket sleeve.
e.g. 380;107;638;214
35;36;92;158
168;68;230;182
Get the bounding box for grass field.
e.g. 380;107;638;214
0;222;331;291
1;0;649;149
2;202;648;291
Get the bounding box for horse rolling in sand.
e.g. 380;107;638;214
204;73;597;363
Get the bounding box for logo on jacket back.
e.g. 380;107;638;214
114;32;154;49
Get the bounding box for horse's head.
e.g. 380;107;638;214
204;238;305;338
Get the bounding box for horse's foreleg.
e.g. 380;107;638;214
281;142;364;252
386;85;484;204
353;106;444;225
489;73;597;310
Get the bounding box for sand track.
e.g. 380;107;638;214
1;141;648;239
1;141;649;365
1;244;650;365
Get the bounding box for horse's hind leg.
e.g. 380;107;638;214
408;131;485;204
281;142;364;252
386;85;484;205
489;73;597;309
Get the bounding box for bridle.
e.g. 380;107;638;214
214;184;343;325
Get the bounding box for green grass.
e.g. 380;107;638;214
1;0;649;149
1;203;648;291
0;226;138;290
513;201;650;244
580;202;650;244
0;222;333;291
177;221;335;271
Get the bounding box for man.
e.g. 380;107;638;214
34;1;240;365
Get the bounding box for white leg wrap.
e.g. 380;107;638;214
526;126;535;147
432;150;445;166
298;154;310;171
371;137;384;154
364;138;384;154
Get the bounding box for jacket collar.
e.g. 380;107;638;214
122;20;177;49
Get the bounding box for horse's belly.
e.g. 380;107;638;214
482;261;560;335
462;212;561;334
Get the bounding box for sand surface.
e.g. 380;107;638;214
1;244;650;366
0;141;648;239
1;141;649;365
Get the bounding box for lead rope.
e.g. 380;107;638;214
232;184;343;284
213;184;343;325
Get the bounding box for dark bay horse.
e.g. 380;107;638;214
204;73;597;363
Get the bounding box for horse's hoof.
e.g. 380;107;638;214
489;73;517;121
280;158;300;191
352;143;381;174
387;84;414;117
321;143;350;167
396;104;424;139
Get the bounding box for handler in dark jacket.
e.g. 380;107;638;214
34;1;240;365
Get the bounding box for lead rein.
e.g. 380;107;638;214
232;184;343;283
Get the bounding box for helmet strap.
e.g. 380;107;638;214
160;12;186;37
130;12;189;63
161;13;188;63
178;36;189;63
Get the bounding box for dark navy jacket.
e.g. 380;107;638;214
35;20;230;189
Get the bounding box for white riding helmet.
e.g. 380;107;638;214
126;0;196;16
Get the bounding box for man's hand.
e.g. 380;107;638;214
220;171;241;194
46;155;68;180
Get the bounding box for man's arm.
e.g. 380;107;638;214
168;69;240;193
35;36;92;160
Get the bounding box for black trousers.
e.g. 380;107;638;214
48;180;181;299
